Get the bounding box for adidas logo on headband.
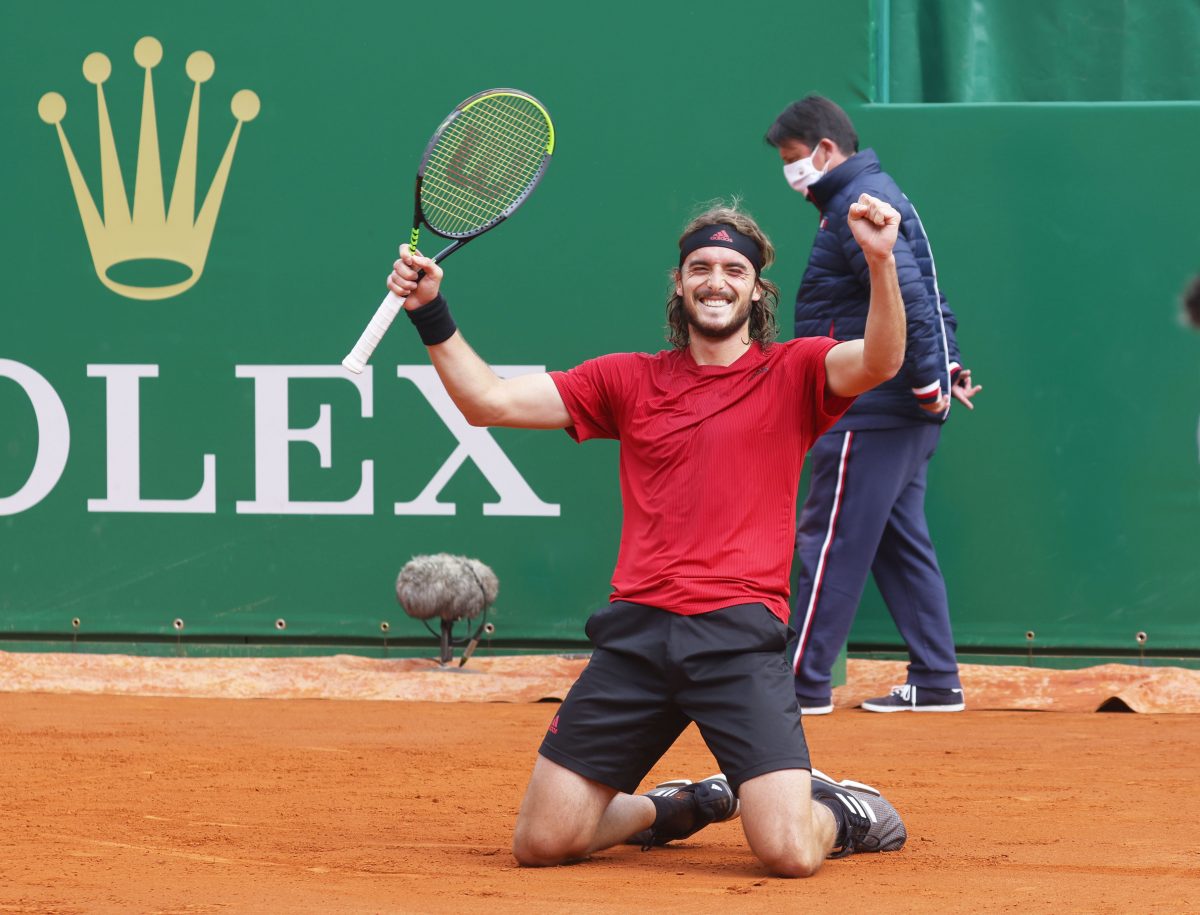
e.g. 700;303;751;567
678;223;764;273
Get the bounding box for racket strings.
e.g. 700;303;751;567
439;97;550;183
424;121;543;229
422;95;551;237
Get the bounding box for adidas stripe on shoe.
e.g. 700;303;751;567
861;684;965;713
810;768;906;858
625;774;740;849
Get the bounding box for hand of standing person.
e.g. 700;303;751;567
951;368;983;409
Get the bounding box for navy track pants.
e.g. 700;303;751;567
789;423;962;705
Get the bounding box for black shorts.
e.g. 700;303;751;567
538;601;810;794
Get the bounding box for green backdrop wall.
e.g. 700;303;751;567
2;1;1198;660
883;0;1200;103
847;101;1200;659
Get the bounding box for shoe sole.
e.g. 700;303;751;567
648;779;693;792
810;768;881;797
648;774;740;820
800;705;833;716
698;774;741;820
860;702;966;713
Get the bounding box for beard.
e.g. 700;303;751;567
684;293;753;342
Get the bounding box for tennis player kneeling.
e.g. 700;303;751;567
386;193;908;877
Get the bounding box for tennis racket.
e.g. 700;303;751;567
342;89;555;373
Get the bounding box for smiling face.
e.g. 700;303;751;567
675;246;762;342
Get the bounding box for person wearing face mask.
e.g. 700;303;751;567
765;94;983;715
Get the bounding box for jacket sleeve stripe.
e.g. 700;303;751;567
906;198;953;417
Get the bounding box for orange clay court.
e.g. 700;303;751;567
2;656;1198;914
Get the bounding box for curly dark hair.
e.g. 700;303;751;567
666;202;780;350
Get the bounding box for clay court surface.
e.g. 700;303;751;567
2;658;1199;914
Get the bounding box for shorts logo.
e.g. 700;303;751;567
548;714;560;734
709;229;734;242
38;36;260;300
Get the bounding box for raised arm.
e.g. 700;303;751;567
824;194;906;398
388;249;571;429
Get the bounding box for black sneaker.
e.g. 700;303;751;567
810;768;907;858
625;774;740;848
861;684;965;713
799;702;834;716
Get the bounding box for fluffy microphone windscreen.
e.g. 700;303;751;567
395;553;499;622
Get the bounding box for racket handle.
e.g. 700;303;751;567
343;290;408;374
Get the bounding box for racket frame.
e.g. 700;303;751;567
412;88;555;251
342;89;554;374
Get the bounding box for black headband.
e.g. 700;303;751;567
678;224;764;274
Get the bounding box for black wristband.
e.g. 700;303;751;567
405;293;457;347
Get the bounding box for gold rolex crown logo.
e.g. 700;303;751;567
38;37;260;300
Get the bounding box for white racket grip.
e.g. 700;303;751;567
342;290;408;374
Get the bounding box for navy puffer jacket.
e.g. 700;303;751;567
796;149;961;429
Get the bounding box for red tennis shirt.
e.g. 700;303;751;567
549;336;853;623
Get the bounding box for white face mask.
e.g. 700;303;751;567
782;146;828;195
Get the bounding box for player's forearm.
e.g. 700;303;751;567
398;286;510;425
425;332;509;426
861;254;906;383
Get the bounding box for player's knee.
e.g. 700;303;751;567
511;824;588;867
757;844;824;879
511;838;554;867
